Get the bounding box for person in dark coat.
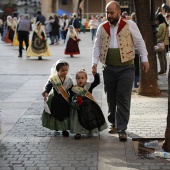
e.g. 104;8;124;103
45;16;53;43
50;15;60;45
36;11;46;26
17;14;32;57
72;14;80;34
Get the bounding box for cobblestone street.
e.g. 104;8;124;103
0;32;170;170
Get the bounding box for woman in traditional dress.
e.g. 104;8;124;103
26;21;51;60
8;17;17;42
64;25;80;57
50;15;60;45
41;59;73;137
70;69;108;139
3;15;12;43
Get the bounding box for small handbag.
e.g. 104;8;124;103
154;42;165;51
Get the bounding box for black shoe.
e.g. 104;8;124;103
70;55;73;57
158;71;166;75
118;132;127;141
62;130;69;137
38;56;42;60
108;125;116;134
74;133;81;140
18;54;22;57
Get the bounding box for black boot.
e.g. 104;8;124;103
62;130;69;137
38;56;42;60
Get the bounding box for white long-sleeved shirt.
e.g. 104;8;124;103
92;18;148;65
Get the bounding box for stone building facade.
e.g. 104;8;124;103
0;0;170;20
41;0;170;19
41;0;134;19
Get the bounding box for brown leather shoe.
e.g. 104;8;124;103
108;125;116;134
118;132;127;141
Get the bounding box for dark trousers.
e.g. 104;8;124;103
18;31;29;55
63;29;68;42
103;64;135;131
157;50;167;73
49;31;52;43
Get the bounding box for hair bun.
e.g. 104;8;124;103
79;68;86;72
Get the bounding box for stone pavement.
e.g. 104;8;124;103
0;32;170;170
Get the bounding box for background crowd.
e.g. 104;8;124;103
0;9;170;75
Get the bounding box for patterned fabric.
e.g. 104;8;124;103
70;82;108;134
50;75;73;94
99;19;135;64
41;75;73;130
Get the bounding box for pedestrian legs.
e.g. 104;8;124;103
158;51;166;73
103;65;135;132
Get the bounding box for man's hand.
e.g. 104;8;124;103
92;64;97;75
141;62;150;73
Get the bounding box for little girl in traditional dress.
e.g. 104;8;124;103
42;59;73;137
64;25;80;58
26;21;51;60
70;69;107;139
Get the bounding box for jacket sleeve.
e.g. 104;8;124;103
156;24;164;40
32;32;37;42
42;80;53;96
41;31;45;38
89;73;100;92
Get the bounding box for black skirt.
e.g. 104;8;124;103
77;97;106;131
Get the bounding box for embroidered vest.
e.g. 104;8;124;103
99;19;135;64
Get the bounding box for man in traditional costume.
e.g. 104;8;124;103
92;1;149;140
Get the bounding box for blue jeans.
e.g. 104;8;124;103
90;29;97;41
51;35;58;44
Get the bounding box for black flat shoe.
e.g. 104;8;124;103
158;72;166;75
74;133;81;140
62;130;69;137
118;132;127;141
38;56;42;60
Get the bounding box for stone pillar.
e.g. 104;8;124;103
73;0;79;14
72;0;85;17
80;0;85;18
166;0;170;6
41;0;53;18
